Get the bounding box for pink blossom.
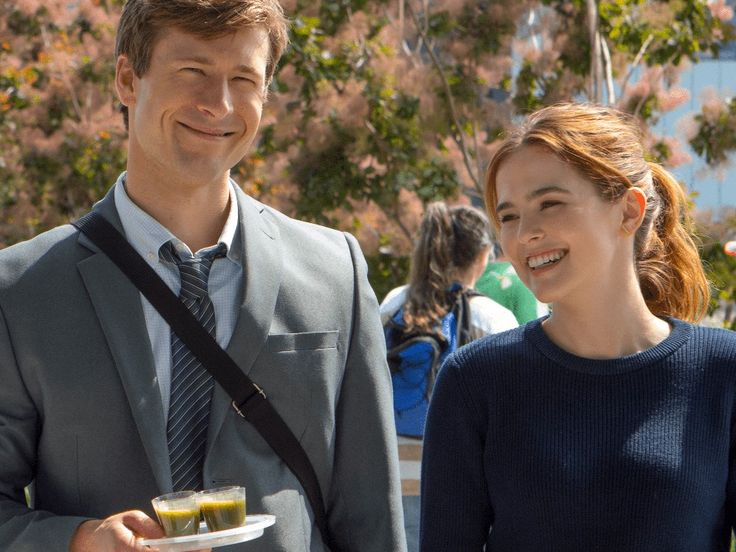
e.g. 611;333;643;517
677;114;701;141
662;136;692;168
13;0;46;16
700;86;727;122
657;87;690;112
627;80;652;100
436;0;469;18
280;0;297;13
513;38;542;63
667;148;692;168
708;0;734;22
78;0;117;27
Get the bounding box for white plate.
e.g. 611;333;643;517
138;514;275;551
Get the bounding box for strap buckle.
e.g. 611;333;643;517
231;383;267;418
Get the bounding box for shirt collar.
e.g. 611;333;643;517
113;171;240;263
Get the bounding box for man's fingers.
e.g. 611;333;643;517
70;511;166;552
120;510;166;539
119;511;211;551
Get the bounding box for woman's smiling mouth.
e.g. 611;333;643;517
527;250;566;270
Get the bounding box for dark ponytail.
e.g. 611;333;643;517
403;202;491;334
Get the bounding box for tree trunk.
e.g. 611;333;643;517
587;0;603;103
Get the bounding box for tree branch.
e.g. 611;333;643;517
632;91;649;118
40;25;84;123
399;0;405;48
472;118;484;198
392;205;413;241
600;34;615;105
619;34;654;103
587;0;602;103
405;1;481;189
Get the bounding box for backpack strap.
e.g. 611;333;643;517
454;288;482;347
386;334;444;373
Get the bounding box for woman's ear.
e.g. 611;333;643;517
621;187;647;235
115;54;137;107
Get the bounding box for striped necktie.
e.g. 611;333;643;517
160;240;226;491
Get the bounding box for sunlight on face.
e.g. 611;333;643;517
494;145;629;307
120;25;270;189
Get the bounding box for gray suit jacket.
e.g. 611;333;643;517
0;187;406;551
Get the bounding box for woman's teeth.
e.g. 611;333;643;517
528;251;565;269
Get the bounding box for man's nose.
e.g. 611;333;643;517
196;78;234;118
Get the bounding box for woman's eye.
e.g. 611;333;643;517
499;214;518;223
540;200;561;210
183;67;204;74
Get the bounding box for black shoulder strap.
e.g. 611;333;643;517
455;289;477;347
73;211;335;551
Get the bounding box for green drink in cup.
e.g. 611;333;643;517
151;490;200;537
197;486;246;532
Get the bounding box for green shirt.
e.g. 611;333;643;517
474;261;546;324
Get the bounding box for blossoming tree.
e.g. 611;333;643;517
1;0;735;307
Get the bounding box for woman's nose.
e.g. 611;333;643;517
517;214;544;244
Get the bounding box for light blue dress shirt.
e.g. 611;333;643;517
113;172;243;416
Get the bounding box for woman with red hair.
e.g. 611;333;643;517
420;103;736;551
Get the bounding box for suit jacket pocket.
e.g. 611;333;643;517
266;330;339;353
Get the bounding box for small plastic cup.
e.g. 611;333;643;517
151;490;200;537
197;486;246;532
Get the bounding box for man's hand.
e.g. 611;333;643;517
69;509;212;552
69;510;164;551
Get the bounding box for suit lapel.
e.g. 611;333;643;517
76;192;171;494
207;187;283;449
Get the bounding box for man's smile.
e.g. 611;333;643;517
178;121;237;138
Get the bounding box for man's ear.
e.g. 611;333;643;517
621;187;647;235
115;54;137;107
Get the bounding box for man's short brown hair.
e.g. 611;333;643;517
115;0;289;126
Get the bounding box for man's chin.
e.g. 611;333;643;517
166;162;230;188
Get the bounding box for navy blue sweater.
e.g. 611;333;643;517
420;318;736;551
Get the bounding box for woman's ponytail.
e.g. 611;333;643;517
404;203;455;333
403;202;491;334
636;163;710;322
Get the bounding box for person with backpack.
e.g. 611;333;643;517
379;201;517;552
420;103;736;551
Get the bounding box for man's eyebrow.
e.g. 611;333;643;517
173;55;214;65
233;64;261;76
496;185;571;212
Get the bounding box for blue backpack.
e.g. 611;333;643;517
383;288;477;437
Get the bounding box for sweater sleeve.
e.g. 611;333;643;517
420;354;492;551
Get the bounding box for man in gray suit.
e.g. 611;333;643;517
0;1;405;550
